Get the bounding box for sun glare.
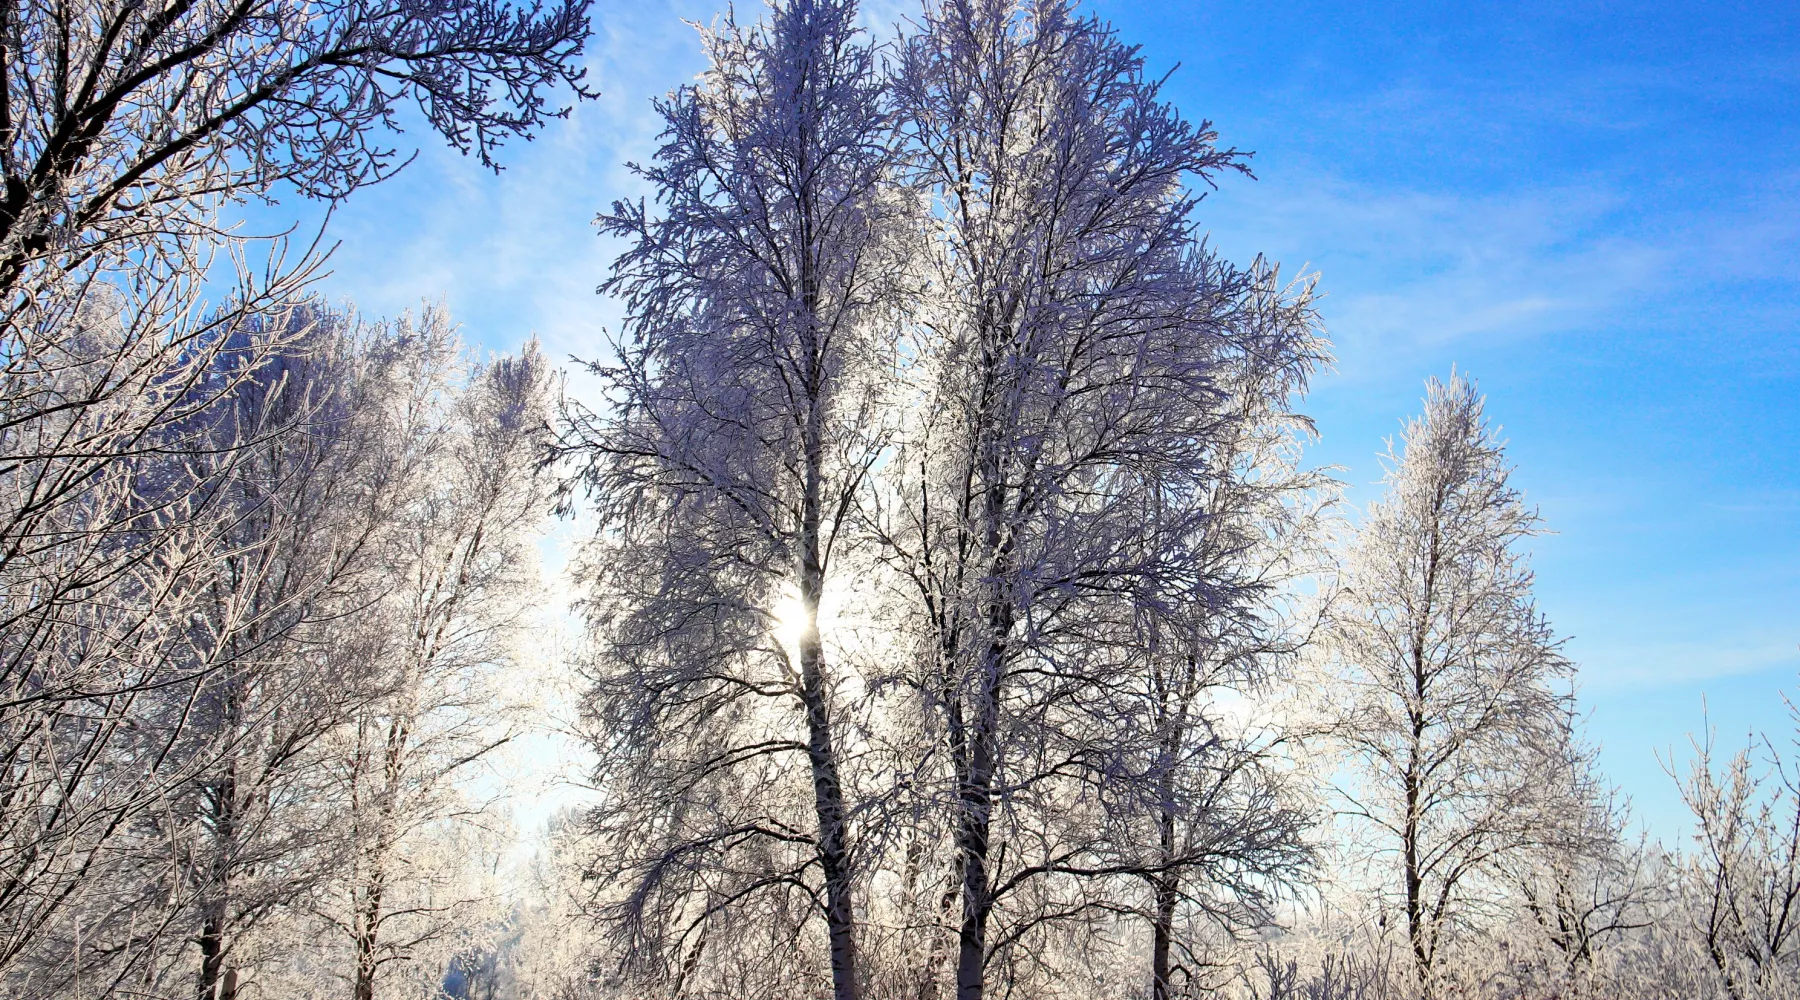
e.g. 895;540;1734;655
768;578;860;665
771;587;810;662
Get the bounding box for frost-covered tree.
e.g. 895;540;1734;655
1675;714;1800;1000
0;303;395;1000
0;0;594;980
560;1;905;996
1324;373;1573;997
2;309;557;1000
167;308;403;1000
880;2;1320;995
1125;360;1335;1000
505;814;616;1000
0;287;333;987
328;320;555;1000
1501;705;1659;998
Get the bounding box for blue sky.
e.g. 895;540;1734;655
230;0;1800;839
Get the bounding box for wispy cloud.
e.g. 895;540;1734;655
1578;636;1800;693
1203;172;1668;371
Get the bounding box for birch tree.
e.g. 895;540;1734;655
0;282;333;985
1325;373;1573;997
329;322;554;1000
1127;361;1335;1000
0;0;594;980
3;310;556;1000
151;318;550;1000
562;2;904;996
882;3;1319;994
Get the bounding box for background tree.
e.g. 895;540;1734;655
1125;342;1336;1000
1675;713;1800;1000
0;0;594;983
3;307;555;1000
1501;704;1658;998
0;277;328;990
0;302;389;1000
1323;372;1573;997
327;319;554;1000
168;305;400;1000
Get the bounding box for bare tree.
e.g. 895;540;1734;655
1129;364;1336;1000
880;2;1317;995
1;310;560;1000
0;0;593;982
1500;703;1660;997
1323;372;1573;997
329;320;555;1000
560;1;904;996
1675;712;1800;1000
169;306;404;1000
0;301;389;1000
0;275;331;989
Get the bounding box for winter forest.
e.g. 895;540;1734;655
1;0;1794;998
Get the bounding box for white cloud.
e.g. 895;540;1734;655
1202;172;1669;371
1576;636;1799;693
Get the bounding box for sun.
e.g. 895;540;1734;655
768;578;858;665
771;587;812;663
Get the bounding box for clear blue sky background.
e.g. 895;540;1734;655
230;0;1799;840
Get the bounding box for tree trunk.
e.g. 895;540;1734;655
951;412;1018;1000
353;878;383;1000
1151;658;1189;1000
798;359;859;1000
1152;806;1180;1000
196;912;235;1000
1404;510;1442;998
953;640;1003;1000
197;767;238;1000
352;718;404;1000
1403;767;1427;994
951;736;994;1000
800;615;859;1000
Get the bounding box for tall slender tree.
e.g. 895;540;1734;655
0;301;385;999
1127;354;1334;1000
1325;373;1573;997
